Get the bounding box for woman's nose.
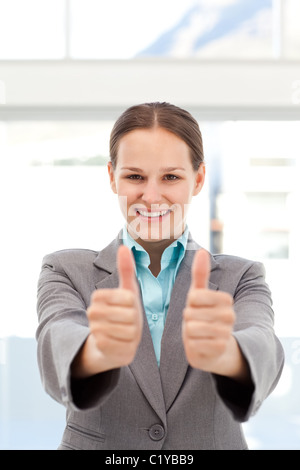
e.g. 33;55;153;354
141;181;161;204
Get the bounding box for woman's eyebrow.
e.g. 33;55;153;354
161;167;186;172
120;166;186;172
120;166;143;172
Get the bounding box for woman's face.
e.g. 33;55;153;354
108;127;205;245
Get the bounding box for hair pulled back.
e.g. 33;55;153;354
109;102;204;171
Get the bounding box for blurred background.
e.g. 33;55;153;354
0;0;300;449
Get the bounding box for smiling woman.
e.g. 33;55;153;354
107;103;205;256
35;102;284;450
108;127;204;260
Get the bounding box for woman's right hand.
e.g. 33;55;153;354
72;245;143;378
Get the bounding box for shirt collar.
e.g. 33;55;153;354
122;226;189;268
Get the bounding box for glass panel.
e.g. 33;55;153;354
0;0;65;59
2;0;297;60
70;0;273;59
283;0;300;59
0;80;5;103
202;120;300;338
0;121;116;337
70;0;195;59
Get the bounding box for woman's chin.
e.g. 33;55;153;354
127;220;184;243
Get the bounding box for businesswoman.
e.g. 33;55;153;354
36;102;284;450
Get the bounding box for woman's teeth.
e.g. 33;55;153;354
138;210;169;218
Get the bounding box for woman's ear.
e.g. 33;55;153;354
107;162;117;194
193;163;206;196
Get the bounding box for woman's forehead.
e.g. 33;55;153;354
118;127;189;155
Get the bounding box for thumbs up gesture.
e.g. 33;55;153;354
182;249;238;375
84;245;143;374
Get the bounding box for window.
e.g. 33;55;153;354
203;120;300;339
0;120;118;337
0;0;66;59
283;0;300;59
0;0;299;60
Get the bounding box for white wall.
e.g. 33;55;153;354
0;60;300;119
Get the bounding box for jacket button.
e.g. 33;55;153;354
149;424;165;441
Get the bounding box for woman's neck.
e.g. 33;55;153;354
138;232;184;277
139;238;173;277
126;225;186;277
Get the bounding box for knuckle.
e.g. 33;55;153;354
222;292;234;305
87;304;106;323
126;324;137;340
224;307;235;324
183;307;192;321
87;306;98;321
186;321;198;336
128;307;138;323
91;289;106;302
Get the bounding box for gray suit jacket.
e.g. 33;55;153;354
36;233;284;450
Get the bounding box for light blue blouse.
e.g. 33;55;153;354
122;227;188;366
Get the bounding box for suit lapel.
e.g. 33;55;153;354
159;261;190;411
129;320;167;426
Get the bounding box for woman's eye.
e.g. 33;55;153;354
127;174;143;180
164;174;179;181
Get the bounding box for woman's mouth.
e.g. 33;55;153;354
136;209;171;220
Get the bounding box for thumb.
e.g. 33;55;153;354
117;245;137;292
191;249;211;289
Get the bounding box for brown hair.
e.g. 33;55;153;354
109;102;204;171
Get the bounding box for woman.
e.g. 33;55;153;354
36;102;284;450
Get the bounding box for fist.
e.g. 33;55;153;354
182;249;235;372
87;245;143;370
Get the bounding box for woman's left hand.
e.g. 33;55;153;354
182;250;249;382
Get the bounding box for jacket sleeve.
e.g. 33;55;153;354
213;260;285;422
36;252;120;411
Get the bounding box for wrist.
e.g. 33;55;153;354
211;336;251;384
71;334;112;379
